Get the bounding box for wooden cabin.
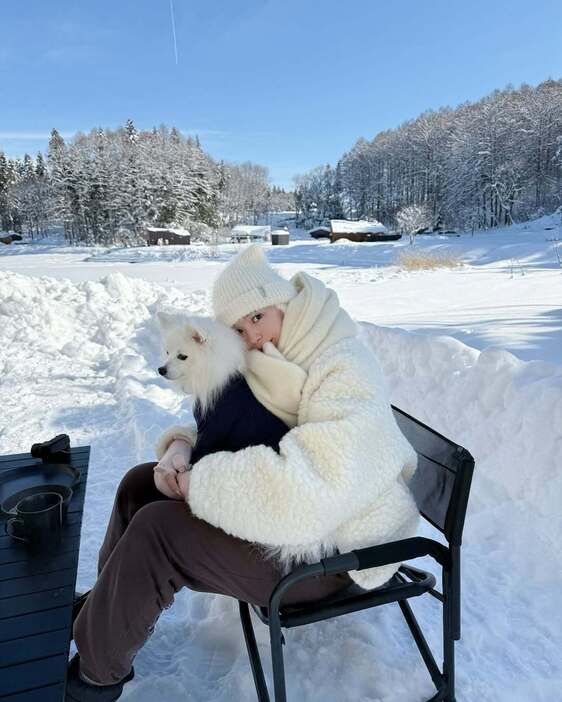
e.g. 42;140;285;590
330;219;401;243
144;227;191;246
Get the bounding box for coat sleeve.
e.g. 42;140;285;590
155;424;198;461
187;346;414;546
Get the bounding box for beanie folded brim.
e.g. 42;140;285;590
217;280;296;326
212;244;297;326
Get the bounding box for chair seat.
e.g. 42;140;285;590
252;565;436;629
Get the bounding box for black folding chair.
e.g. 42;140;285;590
238;405;475;702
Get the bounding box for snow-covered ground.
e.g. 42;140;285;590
1;215;561;701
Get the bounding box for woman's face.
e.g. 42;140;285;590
233;306;284;351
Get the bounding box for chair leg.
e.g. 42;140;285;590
442;571;456;702
238;601;271;702
397;599;443;691
269;611;287;702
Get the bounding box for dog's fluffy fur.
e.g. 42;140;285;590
157;312;245;414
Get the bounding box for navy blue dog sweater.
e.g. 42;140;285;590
190;374;289;464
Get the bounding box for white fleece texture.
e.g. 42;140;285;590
155;424;198;461
157;337;419;589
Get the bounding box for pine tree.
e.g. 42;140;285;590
47;129;72;240
0;152;12;231
117;119;145;237
125;118;138;145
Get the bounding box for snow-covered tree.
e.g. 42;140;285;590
0;152;14;231
11;153;50;238
218;161;271;226
396;204;433;244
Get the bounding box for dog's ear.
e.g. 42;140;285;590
192;331;207;345
184;319;208;345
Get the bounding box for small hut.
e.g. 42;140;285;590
330;220;401;243
271;229;290;245
144;227;191;246
230;225;271;243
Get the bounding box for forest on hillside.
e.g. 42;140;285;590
295;80;562;232
0;120;293;244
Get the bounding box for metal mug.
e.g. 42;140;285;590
5;491;64;550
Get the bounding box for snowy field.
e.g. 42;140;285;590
1;215;561;701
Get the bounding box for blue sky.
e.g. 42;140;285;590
1;0;561;188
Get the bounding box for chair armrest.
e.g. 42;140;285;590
321;537;450;576
268;537;449;615
268;562;326;613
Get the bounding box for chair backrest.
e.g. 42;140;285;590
391;405;474;546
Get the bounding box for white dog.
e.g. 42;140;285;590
156;311;289;470
157;312;245;415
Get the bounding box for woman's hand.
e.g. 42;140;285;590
177;470;191;499
154;439;192;499
154;468;185;499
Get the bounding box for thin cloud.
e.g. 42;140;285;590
170;0;179;65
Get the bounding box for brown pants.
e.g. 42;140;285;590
73;462;352;684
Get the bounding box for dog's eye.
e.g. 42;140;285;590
166;351;169;356
234;328;243;335
177;353;188;361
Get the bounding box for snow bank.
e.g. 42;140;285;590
360;323;562;532
0;270;206;506
84;244;234;264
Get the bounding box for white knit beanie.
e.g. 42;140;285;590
212;244;296;326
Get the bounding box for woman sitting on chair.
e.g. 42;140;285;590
67;244;419;701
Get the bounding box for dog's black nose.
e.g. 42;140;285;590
158;366;167;376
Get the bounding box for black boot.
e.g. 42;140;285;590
66;653;134;701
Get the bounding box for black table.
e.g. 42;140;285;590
0;446;90;700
